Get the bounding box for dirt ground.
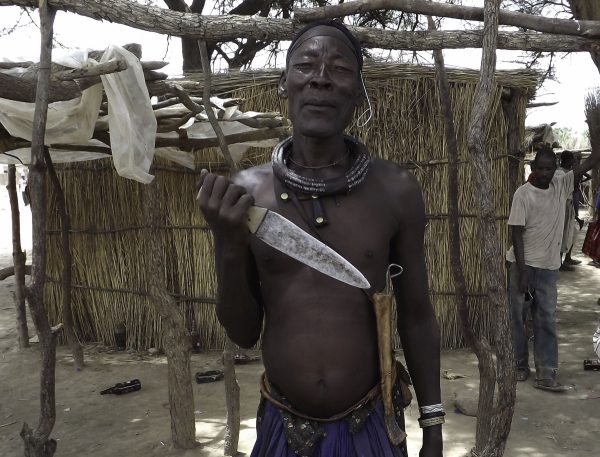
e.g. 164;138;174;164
1;188;600;457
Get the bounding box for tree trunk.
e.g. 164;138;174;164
142;179;196;449
164;0;204;72
20;2;60;456
6;164;30;349
44;149;84;370
296;0;600;38
466;1;516;456
198;39;241;455
2;0;599;52
427;14;501;457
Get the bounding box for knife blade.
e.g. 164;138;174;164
196;187;369;288
246;206;370;289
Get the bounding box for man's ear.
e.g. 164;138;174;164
278;70;288;99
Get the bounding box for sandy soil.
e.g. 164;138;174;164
1;188;600;457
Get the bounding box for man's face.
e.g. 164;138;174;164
278;36;364;138
532;155;557;187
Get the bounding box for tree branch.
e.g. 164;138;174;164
1;0;599;52
295;0;600;38
53;59;127;81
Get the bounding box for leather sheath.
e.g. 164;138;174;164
372;289;407;445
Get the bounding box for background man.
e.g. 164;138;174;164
507;145;600;392
556;151;577;270
197;19;442;457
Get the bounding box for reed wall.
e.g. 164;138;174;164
44;63;537;350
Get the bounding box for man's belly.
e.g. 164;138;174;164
261;298;380;418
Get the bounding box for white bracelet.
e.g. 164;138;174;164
419;403;444;415
418;416;445;428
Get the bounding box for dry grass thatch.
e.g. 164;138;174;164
43;62;536;350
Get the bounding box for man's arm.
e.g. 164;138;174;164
511;225;528;294
389;172;442;457
196;170;264;348
573;149;600;183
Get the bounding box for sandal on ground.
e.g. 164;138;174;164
516;368;530;382
533;378;565;392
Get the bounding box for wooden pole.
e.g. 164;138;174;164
20;1;61;455
426;14;480;365
2;0;600;52
427;9;506;455
44;148;84;370
198;39;241;456
296;0;600;38
143;179;197;449
6;164;30;349
502;89;525;222
466;0;516;456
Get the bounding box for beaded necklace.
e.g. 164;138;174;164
272;135;371;197
272;135;371;227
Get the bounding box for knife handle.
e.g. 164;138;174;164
246;206;269;234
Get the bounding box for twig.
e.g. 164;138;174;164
198;40;239;174
0;421;18;428
526;101;558;108
53;60;127;81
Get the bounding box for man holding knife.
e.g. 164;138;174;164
197;20;442;457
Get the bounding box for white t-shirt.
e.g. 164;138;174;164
506;171;574;270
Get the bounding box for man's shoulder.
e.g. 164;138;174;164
232;163;273;192
369;157;421;196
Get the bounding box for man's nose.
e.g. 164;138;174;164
309;63;333;89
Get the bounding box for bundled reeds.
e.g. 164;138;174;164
43;62;536;350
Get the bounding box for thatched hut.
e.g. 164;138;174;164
41;62;538;350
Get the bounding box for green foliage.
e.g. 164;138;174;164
554;126;591;149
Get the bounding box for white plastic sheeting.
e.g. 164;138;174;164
0;48;285;176
0;46;156;184
99;46;156;184
0;49;103;145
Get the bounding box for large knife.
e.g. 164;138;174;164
197;188;369;289
245;206;370;289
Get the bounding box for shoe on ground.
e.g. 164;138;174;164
559;264;575;271
533;378;565;392
516;367;530;382
564;259;582;265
